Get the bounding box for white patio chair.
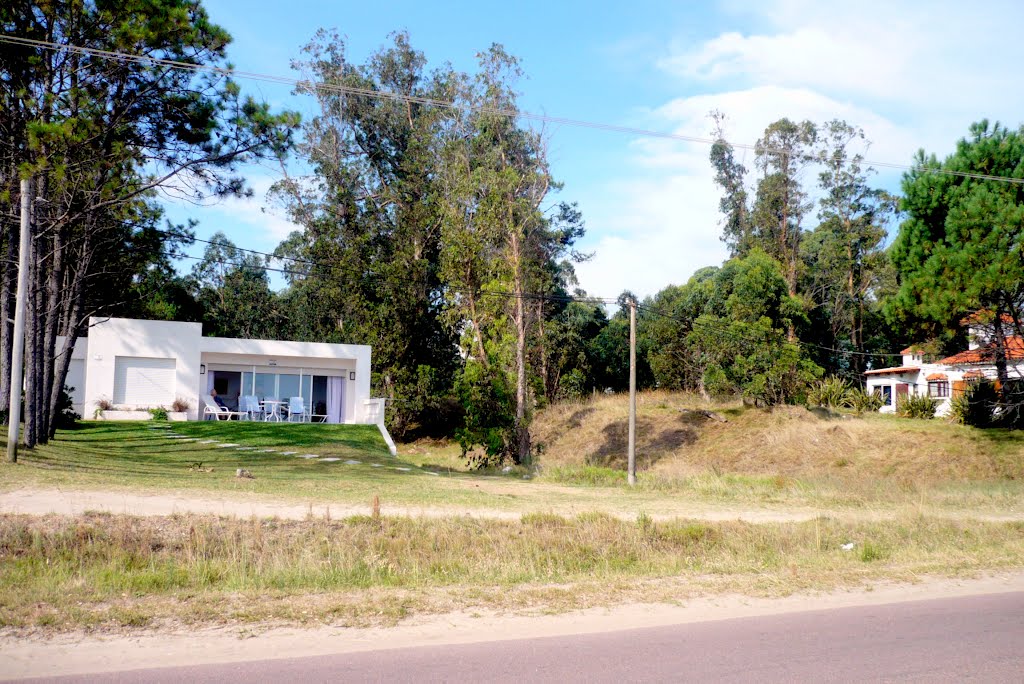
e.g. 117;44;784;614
287;396;308;422
204;399;246;421
241;395;263;421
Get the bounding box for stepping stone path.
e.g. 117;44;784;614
257;449;277;453
235;447;255;451
321;457;340;462
279;451;296;455
425;471;440;476
296;454;319;459
216;443;240;448
344;460;361;465
198;440;218;444
394;467;412;472
371;464;383;468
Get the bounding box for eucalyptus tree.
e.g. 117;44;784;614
750;118;817;303
437;45;585;464
802;120;895;377
274;30;461;438
0;0;296;444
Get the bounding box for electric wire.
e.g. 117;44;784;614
4;34;1024;186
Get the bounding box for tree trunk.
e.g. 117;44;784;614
0;208;16;417
510;231;530;466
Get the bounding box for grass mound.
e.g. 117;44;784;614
533;391;1024;484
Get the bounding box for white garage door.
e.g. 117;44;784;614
113;357;176;406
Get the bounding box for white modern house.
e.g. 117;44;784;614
62;317;394;452
865;314;1024;416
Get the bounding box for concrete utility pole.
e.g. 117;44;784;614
627;296;637;486
7;178;31;463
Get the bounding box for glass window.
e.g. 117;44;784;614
241;372;254;397
278;374;300;401
928;381;949;398
875;385;893;406
254;373;274;400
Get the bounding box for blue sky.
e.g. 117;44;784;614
163;0;1024;299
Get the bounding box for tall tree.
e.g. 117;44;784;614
750;119;817;304
1;0;295;444
802;120;894;378
273;30;460;439
437;45;584;464
888;120;1024;396
709;111;751;256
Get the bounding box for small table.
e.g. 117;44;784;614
261;400;283;422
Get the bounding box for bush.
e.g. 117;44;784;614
806;377;853;408
95;396;114;411
148;406;169;421
847;388;883;413
55;385;80;429
171;397;191;413
896;393;936;419
949;381;999;427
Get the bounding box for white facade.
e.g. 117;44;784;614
865;323;1024;416
65;317;380;429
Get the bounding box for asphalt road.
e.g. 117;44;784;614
30;592;1024;683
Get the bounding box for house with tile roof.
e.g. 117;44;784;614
864;315;1024;416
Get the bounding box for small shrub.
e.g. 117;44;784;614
55;385;80;429
170;397;191;413
148;406;169;421
806;377;853;408
949;381;1006;428
847;388;883;413
859;541;886;562
896;393;936;419
95;396;114;411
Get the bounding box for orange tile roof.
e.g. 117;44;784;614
938;336;1024;366
925;372;947;381
963;370;985;379
864;366;920;376
959;311;1017;326
899;345;925;355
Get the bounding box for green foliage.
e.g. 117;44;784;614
806;377;854;408
896;393;937;419
847;388;884;413
949;381;1000;427
148;407;169;422
54;386;79;430
887;121;1024;347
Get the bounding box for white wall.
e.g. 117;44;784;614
78;318;374;423
83;317;203;420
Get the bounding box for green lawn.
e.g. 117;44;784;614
0;421;528;509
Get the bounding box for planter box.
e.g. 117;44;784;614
168;412;188;421
97;410;153;421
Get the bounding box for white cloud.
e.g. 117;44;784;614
574;0;1024;300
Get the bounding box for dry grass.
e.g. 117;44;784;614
3;511;1023;633
534;391;1024;483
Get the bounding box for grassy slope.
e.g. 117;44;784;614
532;390;1024;511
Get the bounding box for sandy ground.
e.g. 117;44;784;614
0;487;825;523
2;573;1023;680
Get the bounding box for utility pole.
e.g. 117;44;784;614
7;178;31;463
627;296;637;486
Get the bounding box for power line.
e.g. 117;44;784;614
4;34;1024;186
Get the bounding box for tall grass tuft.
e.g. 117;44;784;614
896;393;937;419
806;377;854;408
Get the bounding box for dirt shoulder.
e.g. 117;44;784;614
3;573;1023;680
0;486;825;523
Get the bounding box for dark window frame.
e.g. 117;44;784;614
928;381;949;398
